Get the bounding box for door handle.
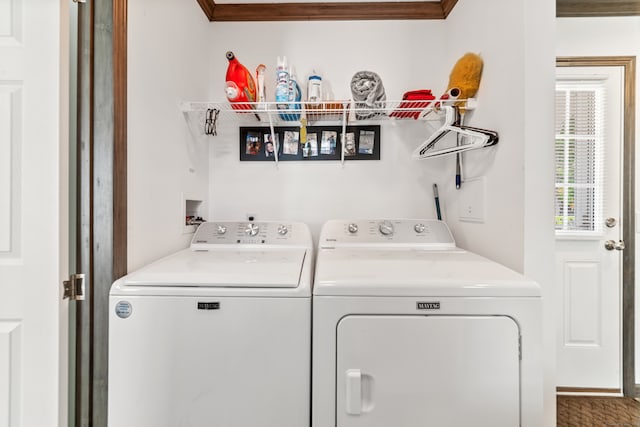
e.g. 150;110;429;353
345;369;374;415
345;369;362;415
604;240;625;251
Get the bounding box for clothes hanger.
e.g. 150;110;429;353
412;105;499;159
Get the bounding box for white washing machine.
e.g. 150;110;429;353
312;219;543;427
109;221;313;427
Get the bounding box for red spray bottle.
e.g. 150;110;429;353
225;51;257;111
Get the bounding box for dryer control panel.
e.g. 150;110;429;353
319;219;456;249
191;221;312;247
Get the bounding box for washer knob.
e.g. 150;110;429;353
245;223;259;237
379;221;394;236
348;223;358;234
217;224;227;235
414;223;426;233
277;225;288;236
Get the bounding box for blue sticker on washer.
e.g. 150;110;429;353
115;301;132;318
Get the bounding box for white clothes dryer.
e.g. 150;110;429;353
109;221;313;427
312;219;542;427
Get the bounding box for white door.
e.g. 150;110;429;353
555;66;624;390
0;1;69;426
336;315;520;427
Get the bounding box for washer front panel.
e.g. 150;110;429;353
109;296;310;427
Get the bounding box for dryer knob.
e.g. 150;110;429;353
245;223;260;237
348;223;358;234
379;221;394;236
217;225;227;235
414;223;426;233
277;225;288;236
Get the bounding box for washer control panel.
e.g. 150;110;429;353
320;219;455;248
191;221;308;247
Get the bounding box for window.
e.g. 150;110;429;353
554;79;606;236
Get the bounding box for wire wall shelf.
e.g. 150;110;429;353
179;98;478;129
179;99;487;166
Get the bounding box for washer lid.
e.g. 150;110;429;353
313;248;540;297
121;248;307;288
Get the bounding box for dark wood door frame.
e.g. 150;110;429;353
73;0;127;425
114;0;127;280
557;0;640;17
556;56;637;397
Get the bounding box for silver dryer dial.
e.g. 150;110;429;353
379;221;394;236
244;223;260;237
277;225;288;236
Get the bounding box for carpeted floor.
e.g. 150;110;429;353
557;396;640;427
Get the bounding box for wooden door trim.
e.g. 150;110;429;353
557;1;640;17
73;1;128;424
114;0;127;280
557;386;621;394
557;56;637;397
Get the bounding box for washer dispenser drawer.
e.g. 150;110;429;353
336;315;520;427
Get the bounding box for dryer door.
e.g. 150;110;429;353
336;315;520;427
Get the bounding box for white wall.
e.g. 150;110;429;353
556;16;640;385
442;0;528;272
207;20;448;239
128;1;211;270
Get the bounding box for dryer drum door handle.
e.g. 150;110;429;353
346;369;362;415
345;369;374;415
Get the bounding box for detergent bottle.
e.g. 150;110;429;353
275;56;290;110
307;71;322;103
225;51;256;111
282;67;301;121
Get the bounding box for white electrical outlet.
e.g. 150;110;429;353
458;177;485;223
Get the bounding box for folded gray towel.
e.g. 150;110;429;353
351;71;386;119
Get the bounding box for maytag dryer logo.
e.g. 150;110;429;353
416;301;441;310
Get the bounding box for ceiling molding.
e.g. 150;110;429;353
196;0;455;21
196;0;217;18
441;0;458;18
197;0;640;21
557;0;640;17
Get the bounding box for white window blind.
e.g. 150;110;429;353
555;78;606;236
